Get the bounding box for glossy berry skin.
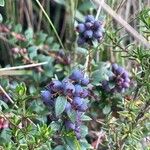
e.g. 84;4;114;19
93;20;101;29
78;102;88;112
84;30;93;38
112;63;118;71
73;97;83;107
63;82;75;97
76;15;104;45
77;37;85;45
41;90;54;106
124;77;130;83
76;23;85;33
122;71;128;78
69;69;84;82
81;77;89;86
85;15;95;22
102;64;130;93
101;80;111;92
122;82;130;88
93;30;102;39
116;67;124;75
65;121;75;130
49;80;62;92
80;89;89;98
85;22;93;29
74;84;83;97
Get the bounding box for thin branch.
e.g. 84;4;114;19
0;62;48;72
0;84;16;106
95;0;104;20
35;0;65;50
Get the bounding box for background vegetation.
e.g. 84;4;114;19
0;0;149;149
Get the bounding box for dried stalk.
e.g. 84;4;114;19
92;0;150;48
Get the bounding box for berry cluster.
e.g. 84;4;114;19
102;63;130;93
41;69;90;139
76;15;104;45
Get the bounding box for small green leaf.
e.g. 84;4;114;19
53;145;65;150
91;62;112;85
80;139;93;150
81;114;92;121
16;82;27;97
0;100;8;110
25;28;33;40
67;109;77;123
50;121;61;132
64;134;81;150
55;96;67;116
80;125;88;137
0;0;4;6
103;105;111;115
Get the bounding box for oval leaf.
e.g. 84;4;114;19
0;0;4;6
55;96;67;117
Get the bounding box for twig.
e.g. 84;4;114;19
135;100;150;122
95;0;104;20
95;130;105;149
35;0;65;50
0;62;48;71
0;84;16;106
0;70;32;76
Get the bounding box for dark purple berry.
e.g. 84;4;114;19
76;23;85;33
49;80;62;92
122;71;128;78
81;77;89;85
122;82;130;88
80;89;89;98
84;30;93;38
65;121;75;130
41;90;54;106
117;87;125;93
116;67;124;75
102;80;108;87
102;80;111;92
93;30;102;39
112;63;118;71
85;15;95;22
69;69;84;82
74;84;83;97
124;77;130;83
73;97;83;107
85;22;93;29
77;37;85;45
78;102;88;112
117;77;124;83
109;75;115;81
93;20;101;29
63;82;75;97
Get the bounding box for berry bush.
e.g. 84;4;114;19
0;0;150;149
